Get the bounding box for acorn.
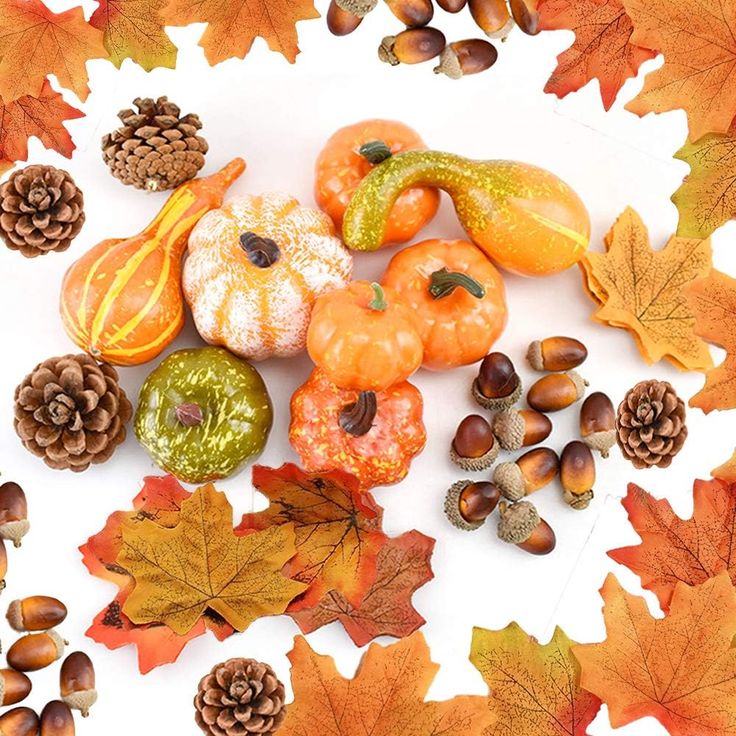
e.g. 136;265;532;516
0;483;29;548
492;409;552;451
0;670;32;707
39;702;74;736
437;0;467;10
560;441;596;510
7;631;65;672
468;0;515;38
60;653;96;718
7;597;68;633
527;371;587;412
444;480;501;531
494;447;559;501
450;415;499;471
497;500;556;555
527;336;588;372
0;707;39;736
379;27;446;65
580;392;616;458
472;352;522;411
434;39;498;79
327;0;363;35
385;0;434;26
509;0;539;34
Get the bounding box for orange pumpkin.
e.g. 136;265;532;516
382;239;507;370
314;119;439;247
307;280;423;392
60;159;245;366
290;368;426;490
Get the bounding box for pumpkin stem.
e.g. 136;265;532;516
339;391;378;436
368;282;388;311
359;140;393;164
176;403;204;427
240;232;281;268
428;268;486;299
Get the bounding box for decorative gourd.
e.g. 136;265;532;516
183;192;353;361
307;281;423;392
342;149;590;276
60;159;246;366
382;238;507;370
290;368;426;490
314;120;439;246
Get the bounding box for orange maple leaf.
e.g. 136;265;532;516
574;573;736;735
714;450;736;482
622;0;736;140
538;0;656;111
0;0;108;103
609;481;736;611
161;0;320;65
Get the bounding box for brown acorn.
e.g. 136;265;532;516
445;480;501;531
434;39;498;78
436;0;467;10
0;707;39;736
60;653;96;718
468;0;515;38
494;447;559;501
0;670;32;707
7;597;68;632
385;0;434;26
497;500;556;555
509;0;539;34
0;483;29;548
450;415;499;471
580;392;616;458
560;441;596;510
7;631;65;672
39;702;74;736
527;371;587;412
473;352;522;411
379;27;446;65
327;0;363;34
527;336;588;372
492;409;552;451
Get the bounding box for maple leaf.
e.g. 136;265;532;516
574;573;736;735
579;207;712;370
90;0;177;71
714;450;736;482
120;484;306;635
289;530;435;647
538;0;655;111
684;269;736;411
239;464;388;611
470;622;601;736
280;632;495;736
0;0;108;103
609;481;736;612
0;80;83;175
161;0;320;66
621;0;736;140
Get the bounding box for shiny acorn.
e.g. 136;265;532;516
0;670;32;707
509;0;539;34
580;391;616;457
7;597;68;633
450;415;499;471
7;630;66;672
527;336;588;372
492;409;552;451
497;500;556;555
60;652;96;718
434;39;498;78
0;483;29;548
39;702;74;736
0;707;39;736
385;0;434;26
445;480;501;531
436;0;467;10
327;0;363;35
379;27;446;65
560;441;596;510
527;371;587;412
468;0;515;38
494;447;559;501
473;352;522;411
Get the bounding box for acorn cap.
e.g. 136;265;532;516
526;340;544;371
563;488;594;510
378;36;399;65
492;410;525;451
434;46;463;79
6;600;22;632
444;481;485;531
63;688;98;718
335;0;377;15
48;630;67;659
567;370;588;399
0;520;30;548
583;429;617;458
472;377;523;412
497;500;539;545
449;438;499;472
493;461;525;501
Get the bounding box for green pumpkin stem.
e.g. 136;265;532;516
176;403;203;427
240;232;281;268
428;268;486;299
368;282;388;311
359;140;393;165
339;391;378;436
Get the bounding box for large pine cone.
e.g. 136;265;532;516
0;165;85;257
102;96;208;191
13;354;132;472
195;659;286;736
616;380;687;469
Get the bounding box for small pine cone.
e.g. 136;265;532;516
616;380;687;469
0;165;85;257
195;659;286;736
101;96;208;191
13;354;132;472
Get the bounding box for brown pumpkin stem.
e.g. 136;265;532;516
339;391;378;436
359;140;393;164
368;282;388;311
176;403;204;427
428;268;486;299
240;232;281;268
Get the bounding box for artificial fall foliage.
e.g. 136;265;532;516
580;207;712;371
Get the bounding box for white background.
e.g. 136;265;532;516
1;3;735;734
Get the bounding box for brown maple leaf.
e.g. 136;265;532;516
622;0;736;140
609;481;736;611
574;573;736;735
280;632;495;736
289;530;435;647
0;0;108;103
162;0;320;65
538;0;655;111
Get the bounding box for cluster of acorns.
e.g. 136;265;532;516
327;0;538;79
444;338;617;555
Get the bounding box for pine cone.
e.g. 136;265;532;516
102;96;208;191
13;354;132;472
0;165;85;257
616;380;687;469
195;659;286;736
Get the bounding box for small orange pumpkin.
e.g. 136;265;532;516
290;368;426;490
382;238;507;370
307;280;423;392
314;119;439;247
